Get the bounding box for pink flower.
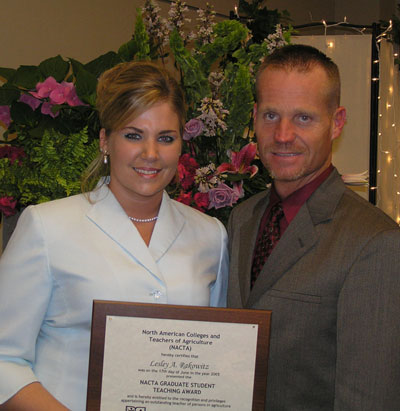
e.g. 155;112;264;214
48;82;85;106
49;83;69;105
176;191;192;205
0;196;17;217
0;145;26;165
30;76;59;99
0;106;11;127
183;118;204;141
178;153;199;190
208;183;240;210
61;82;85;106
232;181;245;199
19;93;41;111
30;77;85;108
41;102;59;118
217;142;258;177
193;192;209;212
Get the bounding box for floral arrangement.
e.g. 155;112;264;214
0;0;291;225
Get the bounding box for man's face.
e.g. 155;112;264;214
254;65;346;198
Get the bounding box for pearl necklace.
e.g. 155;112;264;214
129;215;158;223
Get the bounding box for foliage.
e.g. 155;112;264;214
0;28;146;214
0;0;291;224
238;0;291;44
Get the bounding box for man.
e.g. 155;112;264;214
227;44;400;410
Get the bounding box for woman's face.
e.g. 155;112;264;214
100;102;182;206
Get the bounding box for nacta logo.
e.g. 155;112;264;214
125;407;146;411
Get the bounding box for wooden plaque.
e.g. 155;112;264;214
87;301;271;411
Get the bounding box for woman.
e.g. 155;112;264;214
0;62;228;410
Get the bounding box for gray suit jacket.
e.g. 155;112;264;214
227;169;400;410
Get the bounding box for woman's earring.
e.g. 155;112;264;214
103;151;109;165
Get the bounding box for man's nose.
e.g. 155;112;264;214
273;119;296;144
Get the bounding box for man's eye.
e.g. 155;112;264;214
158;135;174;143
124;133;141;140
264;112;277;121
298;115;311;123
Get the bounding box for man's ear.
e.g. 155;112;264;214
331;106;346;141
99;128;108;152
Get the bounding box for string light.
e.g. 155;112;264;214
375;35;400;224
310;17;399;223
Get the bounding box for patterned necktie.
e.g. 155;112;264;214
251;202;284;288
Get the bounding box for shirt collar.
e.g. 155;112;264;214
272;164;334;225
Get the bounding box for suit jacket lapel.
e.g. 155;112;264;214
246;169;346;307
149;192;185;262
246;205;318;307
86;185;165;283
237;191;270;306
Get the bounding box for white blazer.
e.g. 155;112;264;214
0;185;228;410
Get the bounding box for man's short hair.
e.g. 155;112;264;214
256;44;341;111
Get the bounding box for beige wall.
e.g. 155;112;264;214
1;0;236;68
2;0;396;69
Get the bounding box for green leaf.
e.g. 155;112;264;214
132;10;150;60
38;55;70;82
169;29;209;106
13;65;42;89
0;67;17;82
69;59;97;106
222;63;254;147
197;20;249;71
10;101;40;125
118;39;137;62
0;83;21;105
85;51;122;77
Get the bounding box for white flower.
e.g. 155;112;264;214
195;3;216;45
167;0;192;41
142;0;169;46
197;97;229;137
194;163;221;192
264;24;288;53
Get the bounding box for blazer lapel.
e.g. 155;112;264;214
237;192;270;306
246;205;318;307
149;192;185;262
86;185;164;283
246;169;346;307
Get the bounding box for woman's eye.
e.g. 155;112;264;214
124;133;141;140
158;135;174;143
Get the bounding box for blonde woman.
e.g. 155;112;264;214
0;62;228;410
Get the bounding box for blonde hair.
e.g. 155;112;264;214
82;61;186;193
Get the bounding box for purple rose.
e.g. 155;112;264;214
208;183;240;210
183;118;204;141
19;93;41;111
0;106;11;127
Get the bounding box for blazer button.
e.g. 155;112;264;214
150;290;163;299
